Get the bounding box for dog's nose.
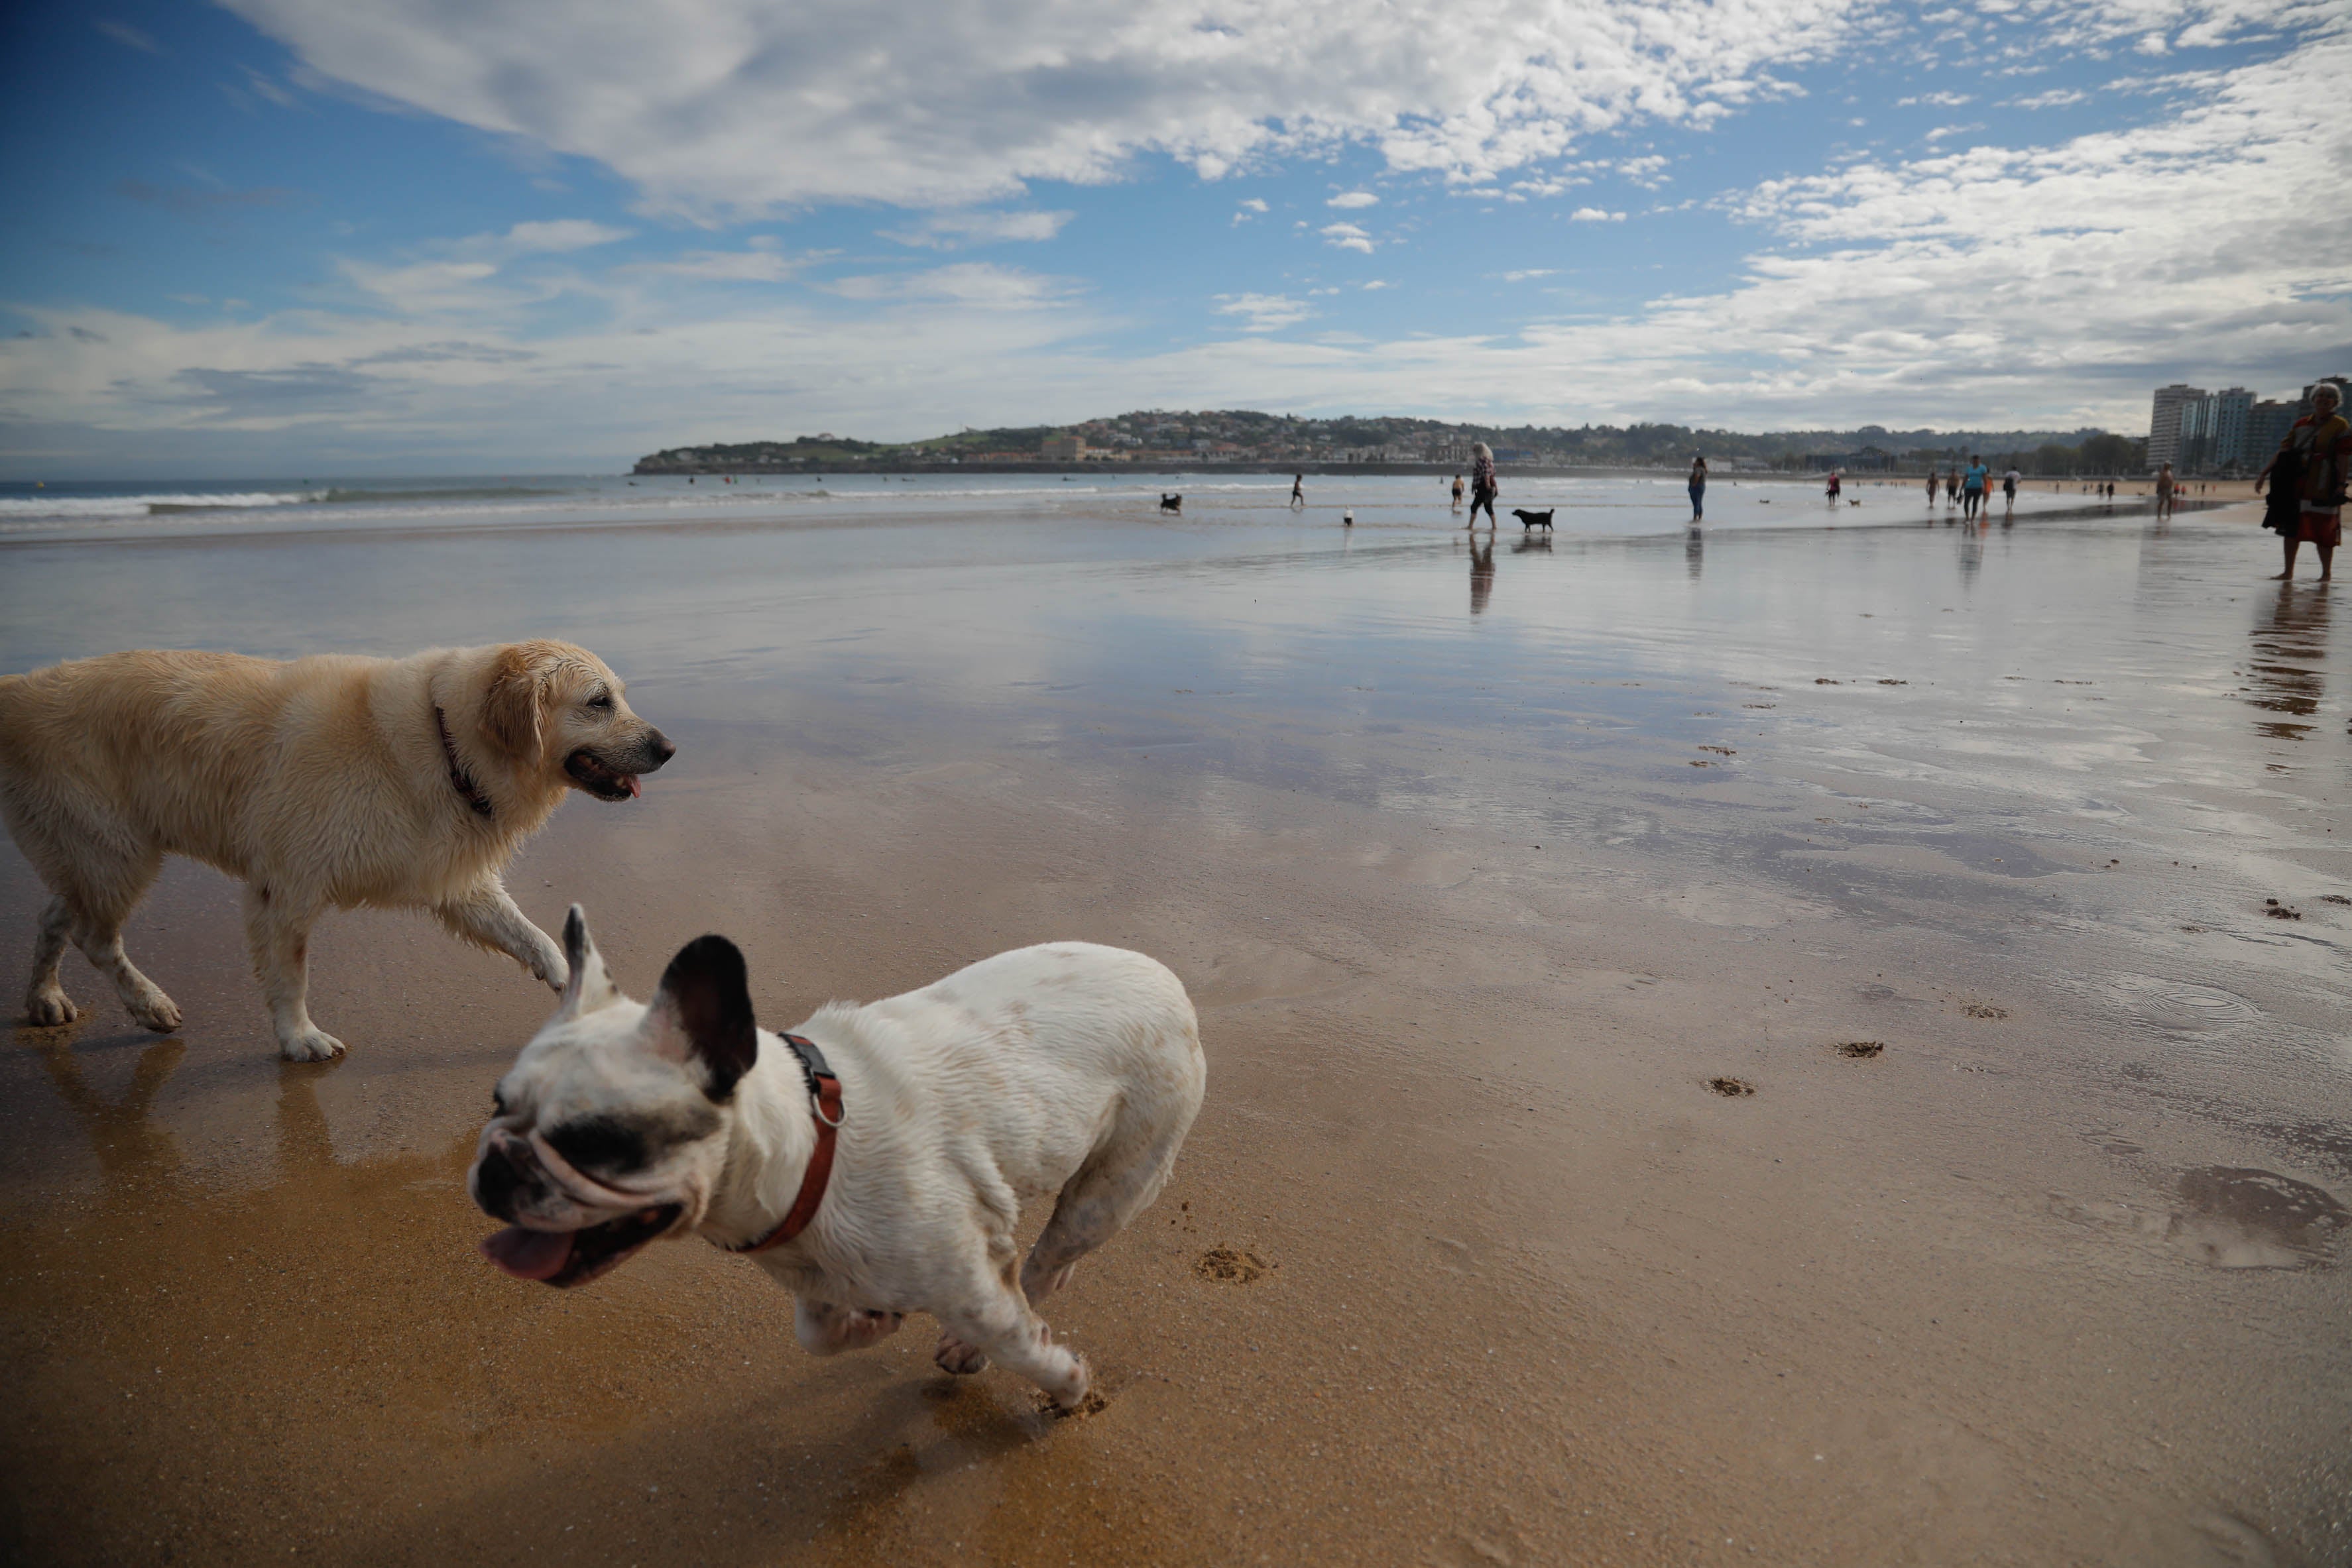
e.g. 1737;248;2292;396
473;1138;526;1220
646;729;676;768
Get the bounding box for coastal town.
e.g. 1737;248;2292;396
634;406;2143;477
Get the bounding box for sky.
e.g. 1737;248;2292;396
1;0;2346;476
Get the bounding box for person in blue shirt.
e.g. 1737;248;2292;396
1962;455;1989;521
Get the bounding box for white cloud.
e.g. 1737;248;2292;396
626;246;803;282
2011;86;2089;107
1501;268;1557;281
219;0;1885;213
1362;279;1393;290
483;219;635;256
1321;221;1375;252
1569;207;1626;222
878;209;1073;249
1212;292;1313;331
824;263;1072;306
1326;191;1379;208
95;19;161;52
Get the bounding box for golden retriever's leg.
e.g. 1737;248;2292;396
24;896;77;1027
60;870;182;1034
242;885;341;1061
432;883;567;991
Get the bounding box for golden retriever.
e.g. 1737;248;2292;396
0;641;673;1060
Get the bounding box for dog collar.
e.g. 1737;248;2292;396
435;705;495;820
727;1031;845;1255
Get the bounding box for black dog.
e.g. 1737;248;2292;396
1511;508;1554;532
1159;493;1183;512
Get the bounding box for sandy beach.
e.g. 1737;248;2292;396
1;477;2346;1566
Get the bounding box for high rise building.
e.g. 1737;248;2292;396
2246;400;2297;467
2178;387;2255;472
2148;383;2205;467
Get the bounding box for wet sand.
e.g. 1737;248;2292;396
2;490;2347;1565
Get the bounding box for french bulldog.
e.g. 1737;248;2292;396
469;907;1206;1409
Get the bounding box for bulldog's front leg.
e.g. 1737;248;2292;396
794;1296;905;1357
935;1276;1090;1408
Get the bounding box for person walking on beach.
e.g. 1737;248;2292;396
1688;455;1708;522
1961;454;1988;521
2154;462;2177;521
1825;469;1842;502
1924;467;1938;507
1291;473;1305;508
1451;473;1464;512
1468;443;1498;528
1944;466;1960;507
2003;467;2020;514
2257;380;2347;583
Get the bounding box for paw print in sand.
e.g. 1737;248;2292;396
1193;1247;1269;1284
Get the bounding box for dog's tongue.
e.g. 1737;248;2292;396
480;1225;573;1281
622;775;640;799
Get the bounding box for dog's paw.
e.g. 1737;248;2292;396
128;989;182;1033
280;1027;347;1062
934;1333;990;1376
24;989;78;1027
841;1310;904;1349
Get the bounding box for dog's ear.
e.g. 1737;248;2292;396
557;904;620;1018
645;934;758;1100
481;643;554;761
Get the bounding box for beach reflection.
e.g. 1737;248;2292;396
1468;536;1494;616
2241;583;2329;742
29;1031;184;1190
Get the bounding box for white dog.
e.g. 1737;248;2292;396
0;642;673;1059
471;909;1205;1409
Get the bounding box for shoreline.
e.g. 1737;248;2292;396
1;496;2343;1565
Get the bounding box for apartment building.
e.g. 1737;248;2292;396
2146;383;2204;467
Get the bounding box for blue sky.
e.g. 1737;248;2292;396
1;0;2345;475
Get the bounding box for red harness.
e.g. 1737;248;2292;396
727;1032;845;1254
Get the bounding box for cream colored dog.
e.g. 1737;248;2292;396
471;911;1205;1409
0;642;673;1060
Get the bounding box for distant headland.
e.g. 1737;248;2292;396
633;408;2142;478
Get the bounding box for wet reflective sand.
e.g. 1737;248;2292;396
2;487;2347;1565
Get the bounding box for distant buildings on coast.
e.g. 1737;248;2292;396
634;409;2146;478
2149;377;2345;475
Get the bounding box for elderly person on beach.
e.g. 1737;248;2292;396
1467;443;1498;528
2257;380;2347;583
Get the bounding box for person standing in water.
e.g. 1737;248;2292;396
1825;469;1842;502
2154;462;2177;521
1468;442;1498;528
1451;473;1464;512
1924;467;1938;507
1291;473;1305;508
2257;380;2346;583
1962;453;1988;521
2003;466;2020;515
1688;454;1708;522
1945;466;1960;507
